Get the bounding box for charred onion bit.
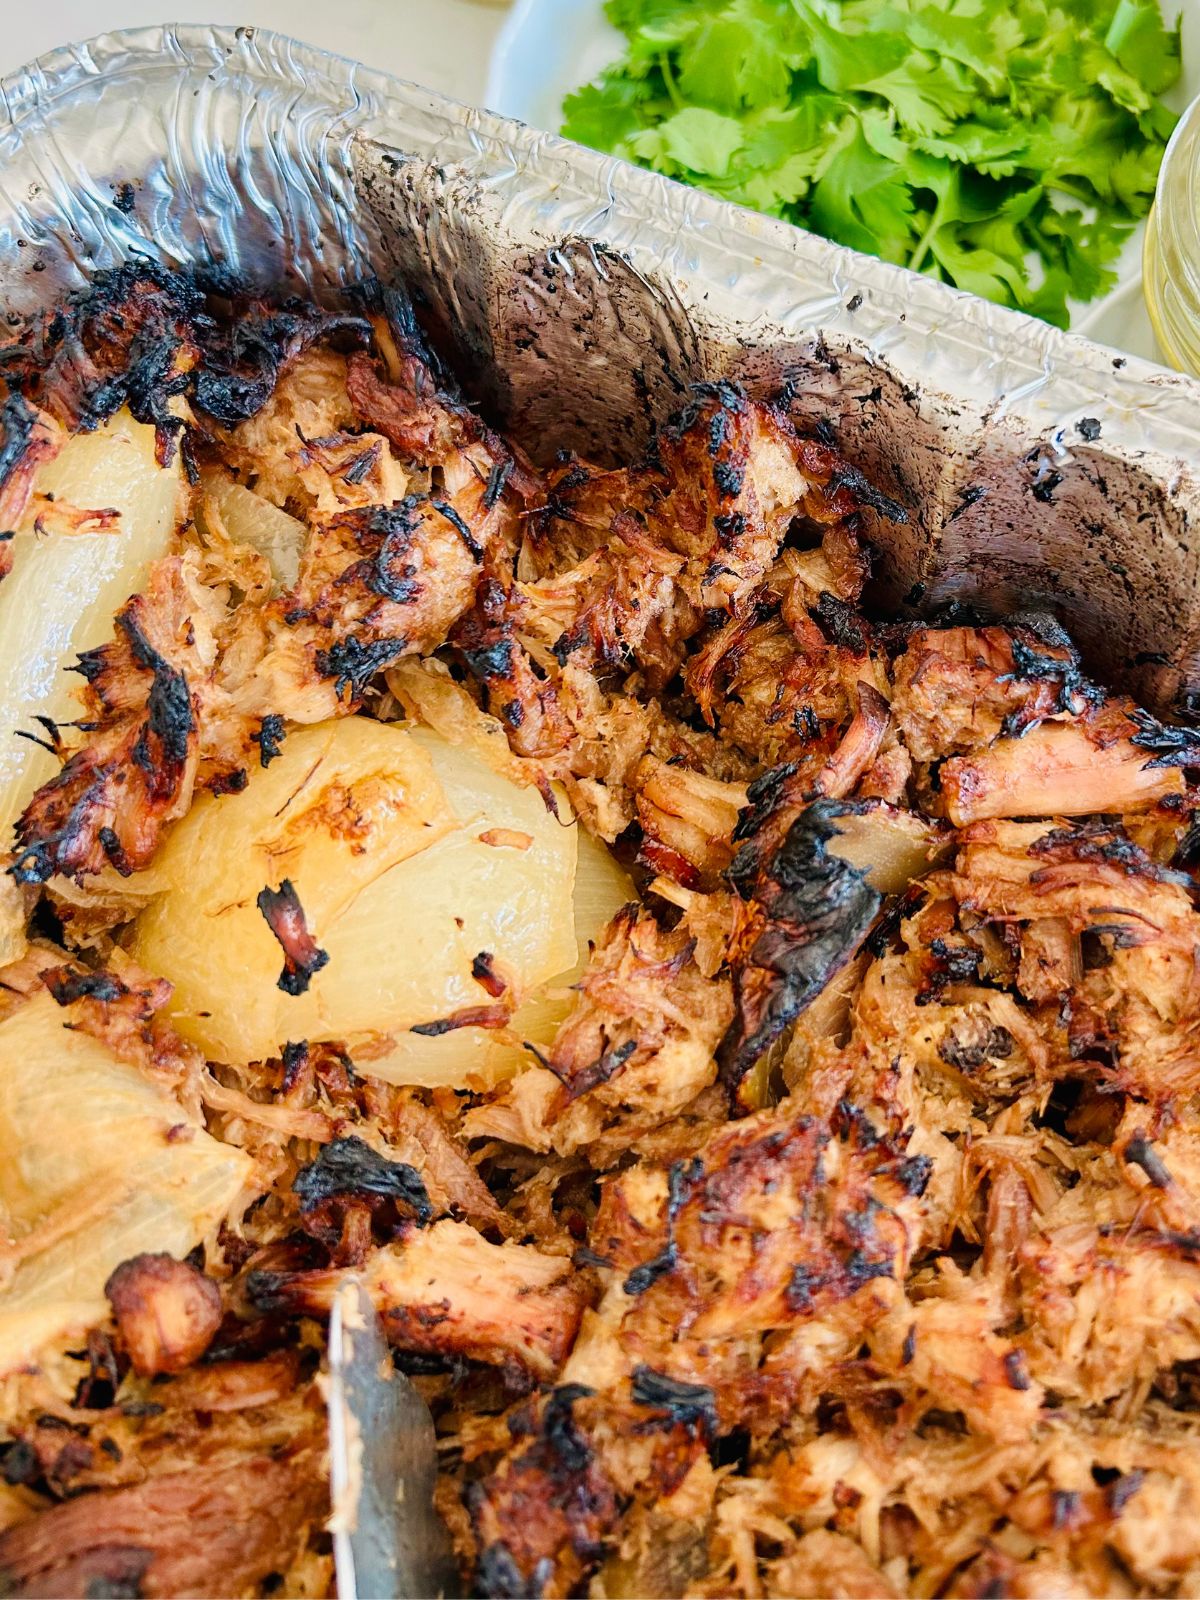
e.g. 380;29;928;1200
720;800;882;1088
292;1135;433;1224
410;1004;512;1037
104;1253;222;1377
471;951;507;999
256;878;330;995
11;567;201;884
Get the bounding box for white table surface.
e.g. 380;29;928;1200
0;0;508;101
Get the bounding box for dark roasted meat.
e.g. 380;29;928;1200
3;270;1200;1600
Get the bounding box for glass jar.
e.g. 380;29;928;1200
1144;93;1200;375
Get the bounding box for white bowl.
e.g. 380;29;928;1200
486;0;1200;363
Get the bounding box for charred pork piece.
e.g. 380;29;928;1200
1017;1223;1200;1405
0;264;201;463
517;382;903;691
635;756;747;887
891;619;1101;761
452;575;574;759
104;1253;222;1377
466;1105;927;1596
465;908;733;1164
345;277;529;487
721;799;882;1092
12;559;202;884
0;263;372;468
0;1454;326;1598
941;703;1186;825
632;382;904;609
192;295;371;428
585;1104;925;1374
467;1385;621;1600
0;393;62;556
953;818;1200;1099
263;454;511;712
892;618;1186;823
248;1221;588;1380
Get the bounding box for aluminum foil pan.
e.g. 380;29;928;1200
2;23;1199;713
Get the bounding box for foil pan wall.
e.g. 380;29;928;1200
1;23;1199;714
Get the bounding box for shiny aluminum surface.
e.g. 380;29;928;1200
1;23;1198;712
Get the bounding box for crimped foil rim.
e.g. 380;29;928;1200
0;22;1198;714
0;22;1197;443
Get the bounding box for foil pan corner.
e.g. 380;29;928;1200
1;22;1198;712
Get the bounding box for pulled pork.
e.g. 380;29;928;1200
3;268;1200;1600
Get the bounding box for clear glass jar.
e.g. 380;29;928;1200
1144;93;1200;374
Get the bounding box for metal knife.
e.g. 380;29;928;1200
328;1277;462;1600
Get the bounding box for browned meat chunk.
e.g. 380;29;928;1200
104;1254;222;1377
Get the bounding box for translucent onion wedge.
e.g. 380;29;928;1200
0;989;250;1375
129;719;455;1064
128;721;594;1074
365;820;635;1088
0;411;182;960
198;468;305;589
824;803;949;895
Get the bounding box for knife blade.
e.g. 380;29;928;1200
328;1276;461;1600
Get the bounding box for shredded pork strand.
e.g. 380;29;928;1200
2;269;1200;1600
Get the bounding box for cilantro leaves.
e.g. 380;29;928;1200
561;0;1182;327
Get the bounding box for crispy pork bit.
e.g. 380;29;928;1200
941;706;1185;824
468;1386;620;1599
465;1102;928;1595
890;617;1100;760
192;296;371;427
249;1220;587;1379
104;1253;222;1377
273;473;503;707
463;908;732;1163
11;560;201;884
256;878;330;995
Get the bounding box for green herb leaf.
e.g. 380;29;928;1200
569;0;1181;326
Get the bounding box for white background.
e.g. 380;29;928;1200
0;1;508;100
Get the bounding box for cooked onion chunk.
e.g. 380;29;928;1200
0;987;248;1375
129;719;595;1071
0;411;181;956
